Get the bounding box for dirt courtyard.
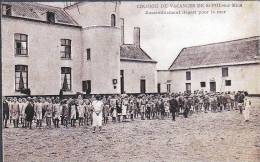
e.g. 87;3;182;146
3;98;260;162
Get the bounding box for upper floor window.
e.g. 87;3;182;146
86;48;91;60
61;39;71;59
222;67;228;77
47;12;55;23
15;65;28;91
111;14;116;27
14;33;28;56
61;67;71;91
186;71;191;80
2;4;12;16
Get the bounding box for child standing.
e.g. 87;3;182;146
70;100;77;127
53;99;61;128
61;99;70;128
35;98;44;128
78;101;85;126
45;99;53;128
10;97;19;128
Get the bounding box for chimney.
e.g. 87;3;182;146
133;27;140;47
120;18;124;45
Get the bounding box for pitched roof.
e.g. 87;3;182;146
169;36;260;70
2;2;79;27
120;44;157;63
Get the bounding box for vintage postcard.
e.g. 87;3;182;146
1;1;260;161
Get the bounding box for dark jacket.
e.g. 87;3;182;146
3;101;9;114
25;102;34;121
169;98;178;112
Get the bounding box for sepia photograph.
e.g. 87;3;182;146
1;1;260;161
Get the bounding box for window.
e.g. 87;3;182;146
222;67;228;77
86;48;91;60
186;71;191;80
200;82;206;87
61;39;71;59
14;33;28;56
2;4;12;16
82;80;91;93
186;83;191;93
61;67;71;91
225;80;231;86
15;65;28;91
47;12;55;23
167;84;171;93
111;14;116;26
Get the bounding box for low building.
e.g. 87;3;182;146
158;36;260;95
2;2;157;96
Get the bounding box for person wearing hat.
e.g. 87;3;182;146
169;94;178;121
92;95;104;133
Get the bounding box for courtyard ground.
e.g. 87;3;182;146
3;97;260;162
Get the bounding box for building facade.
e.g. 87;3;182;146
158;36;260;95
2;2;157;96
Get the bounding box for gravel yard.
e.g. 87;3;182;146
3;97;260;162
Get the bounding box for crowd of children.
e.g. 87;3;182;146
2;90;251;130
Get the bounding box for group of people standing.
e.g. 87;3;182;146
2;90;251;132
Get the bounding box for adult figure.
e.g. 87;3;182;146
92;95;104;133
243;92;251;122
169;95;178;121
25;98;34;129
10;97;19;128
237;92;245;114
3;97;9;128
159;99;165;120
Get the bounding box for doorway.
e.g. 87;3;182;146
140;79;146;93
186;83;191;93
120;70;124;94
210;82;216;92
157;83;161;93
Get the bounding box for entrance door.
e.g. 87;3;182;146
186;83;191;93
157;83;161;93
140;79;146;93
120;70;124;94
210;82;216;92
82;80;91;94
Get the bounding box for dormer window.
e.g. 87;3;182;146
2;4;12;16
47;11;55;23
111;14;116;27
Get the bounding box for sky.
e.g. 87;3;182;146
43;1;259;70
